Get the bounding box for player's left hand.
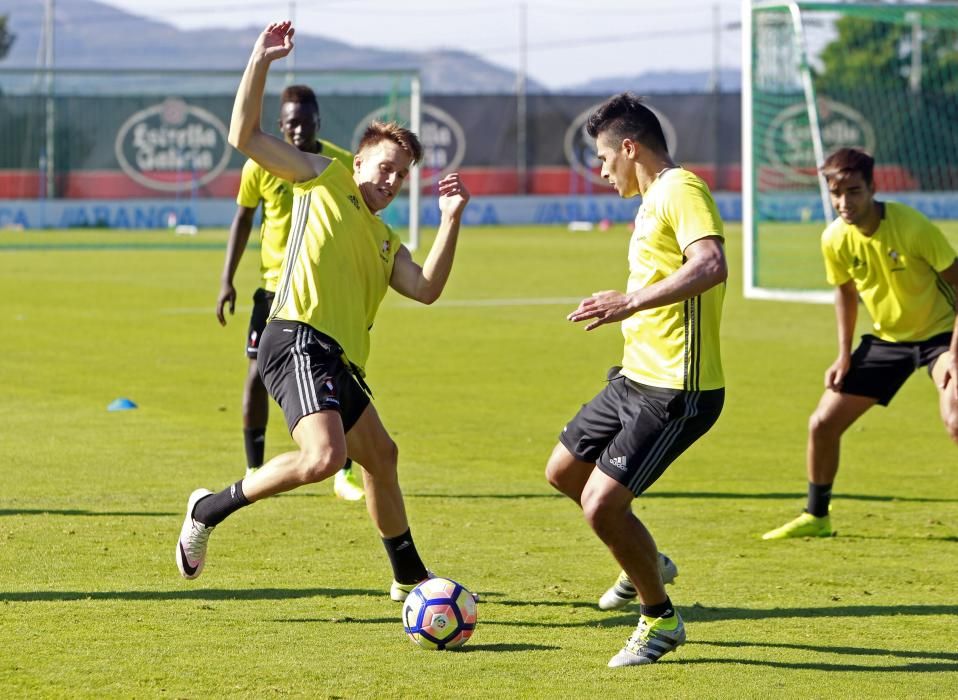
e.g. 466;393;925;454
437;173;470;218
567;290;636;331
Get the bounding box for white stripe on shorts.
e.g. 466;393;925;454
627;391;701;493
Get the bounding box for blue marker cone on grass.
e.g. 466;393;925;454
107;397;138;411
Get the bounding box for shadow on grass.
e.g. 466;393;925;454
290;491;957;503
485;600;958;626
642;491;958;504
0;509;176;517
456;643;560;653
677;657;957;673
269;490;958;504
0;587;381;602
842;534;958;543
697;639;958;662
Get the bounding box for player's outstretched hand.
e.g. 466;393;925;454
824;355;850;391
567;290;635;331
254;21;295;63
216;282;236;326
437;173;470;218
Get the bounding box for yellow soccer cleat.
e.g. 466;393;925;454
762;511;832;540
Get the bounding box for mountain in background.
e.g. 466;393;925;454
0;0;736;94
561;69;741;94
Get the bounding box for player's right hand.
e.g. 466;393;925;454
254;21;295;63
824;355;850;391
216;283;236;326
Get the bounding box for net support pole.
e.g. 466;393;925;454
408;74;422;252
44;0;56;202
788;1;832;221
741;0;756;297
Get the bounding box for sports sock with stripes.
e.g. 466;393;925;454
382;529;429;584
192;480;250;527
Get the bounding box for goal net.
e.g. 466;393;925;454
742;1;958;302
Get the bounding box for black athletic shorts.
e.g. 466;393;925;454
257;319;370;433
246;288;275;358
841;332;951;406
560;367;725;497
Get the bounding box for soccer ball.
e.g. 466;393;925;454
401;577;477;650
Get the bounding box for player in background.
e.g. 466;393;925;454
179;21;471;601
216;84;365;502
545;93;727;667
762;148;958;540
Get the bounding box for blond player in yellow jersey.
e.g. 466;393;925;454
178;22;471;602
763;148;958;541
545;93;727;667
216;84;365;502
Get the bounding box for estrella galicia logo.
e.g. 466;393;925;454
352;104;465;187
564;101;678;187
114;98;231;192
765;98;876;185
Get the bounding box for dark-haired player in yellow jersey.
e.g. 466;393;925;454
545;92;727;667
178;21;470;600
763;148;958;541
216;84;365;502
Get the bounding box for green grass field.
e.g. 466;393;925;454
2;224;957;698
755;221;958;291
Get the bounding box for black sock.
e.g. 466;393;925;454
382;529;428;584
640;597;674;620
192;480;250;527
807;482;833;518
243;427;266;469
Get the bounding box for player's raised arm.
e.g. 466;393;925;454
389;173;470;304
228;22;325;184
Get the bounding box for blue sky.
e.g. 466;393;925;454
100;0;744;89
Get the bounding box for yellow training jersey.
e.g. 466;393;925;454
821;201;957;342
269;159;402;372
620;168;726;391
236;140;354;293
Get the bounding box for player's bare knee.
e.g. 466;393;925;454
580;489;620;537
544;460;564;491
944;411;958;444
809;409;842;440
297;444;347;483
363;438;399;480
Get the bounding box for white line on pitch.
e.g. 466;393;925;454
160;297;582;315
393;296;582;309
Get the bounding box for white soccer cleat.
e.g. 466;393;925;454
175;488;214;579
333;466;365;501
608;612;687;667
598;553;678;611
391;571;434;602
